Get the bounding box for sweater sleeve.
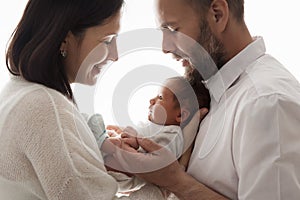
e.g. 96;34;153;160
86;113;109;150
18;88;118;200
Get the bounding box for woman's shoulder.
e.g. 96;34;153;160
1;78;75;118
24;85;72;110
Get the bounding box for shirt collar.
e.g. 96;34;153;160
206;36;266;102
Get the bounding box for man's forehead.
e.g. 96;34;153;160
155;0;196;25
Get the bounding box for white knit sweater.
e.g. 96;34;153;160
0;77;119;200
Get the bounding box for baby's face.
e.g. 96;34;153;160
148;85;180;126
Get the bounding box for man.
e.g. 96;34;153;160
128;0;300;199
105;0;300;199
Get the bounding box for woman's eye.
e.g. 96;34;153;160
103;40;112;45
101;34;117;45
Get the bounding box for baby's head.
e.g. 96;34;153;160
148;74;210;127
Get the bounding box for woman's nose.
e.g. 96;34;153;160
107;38;118;61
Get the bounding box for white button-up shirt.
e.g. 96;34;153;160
187;37;300;199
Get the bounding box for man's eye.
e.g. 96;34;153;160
160;26;178;33
167;26;178;33
169;27;178;33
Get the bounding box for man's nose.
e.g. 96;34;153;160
162;31;176;54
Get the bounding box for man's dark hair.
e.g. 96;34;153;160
188;0;245;22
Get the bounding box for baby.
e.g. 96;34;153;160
86;71;211;196
114;75;210;159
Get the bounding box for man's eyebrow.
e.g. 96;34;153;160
160;22;177;28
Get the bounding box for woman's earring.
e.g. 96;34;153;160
60;50;67;58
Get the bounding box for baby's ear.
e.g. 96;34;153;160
176;108;191;124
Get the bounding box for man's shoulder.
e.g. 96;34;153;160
240;54;300;99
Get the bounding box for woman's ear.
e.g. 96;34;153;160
60;31;74;53
60;40;67;57
207;0;229;34
176;108;191;124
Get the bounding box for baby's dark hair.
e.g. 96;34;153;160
166;70;211;127
187;69;211;110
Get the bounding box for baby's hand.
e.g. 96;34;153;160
106;125;124;135
121;126;139;149
105;125;140;149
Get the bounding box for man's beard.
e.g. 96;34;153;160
185;19;227;80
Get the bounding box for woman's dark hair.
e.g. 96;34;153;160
6;0;124;101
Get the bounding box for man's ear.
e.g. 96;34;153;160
207;0;229;34
176;108;191;124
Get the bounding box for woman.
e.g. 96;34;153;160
0;0;128;199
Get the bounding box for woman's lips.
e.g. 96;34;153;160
94;61;109;69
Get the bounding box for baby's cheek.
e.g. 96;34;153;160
152;105;167;124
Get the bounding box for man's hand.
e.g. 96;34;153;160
134;138;185;189
103;109;228;199
103;136;227;199
103;136;178;175
134;138;228;200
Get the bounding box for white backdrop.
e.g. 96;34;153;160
1;0;299;125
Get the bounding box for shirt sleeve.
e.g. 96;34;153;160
233;93;300;199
